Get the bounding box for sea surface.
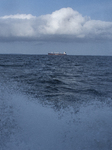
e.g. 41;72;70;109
0;54;112;150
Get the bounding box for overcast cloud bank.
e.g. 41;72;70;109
0;7;112;42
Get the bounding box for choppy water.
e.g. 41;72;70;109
0;54;112;150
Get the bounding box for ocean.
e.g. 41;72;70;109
0;54;112;150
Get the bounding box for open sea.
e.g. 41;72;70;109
0;54;112;150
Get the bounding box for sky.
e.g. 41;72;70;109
0;0;112;55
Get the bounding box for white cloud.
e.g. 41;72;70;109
1;14;36;19
0;7;112;42
39;9;84;38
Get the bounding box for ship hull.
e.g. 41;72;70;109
48;52;67;55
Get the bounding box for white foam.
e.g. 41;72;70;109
0;83;112;150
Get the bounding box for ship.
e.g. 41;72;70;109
48;52;67;55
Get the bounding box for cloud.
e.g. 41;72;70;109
1;14;36;19
0;7;112;42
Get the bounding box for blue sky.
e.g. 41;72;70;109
0;0;112;55
1;0;112;21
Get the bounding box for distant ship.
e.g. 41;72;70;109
48;52;67;55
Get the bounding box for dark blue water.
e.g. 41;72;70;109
0;54;112;150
